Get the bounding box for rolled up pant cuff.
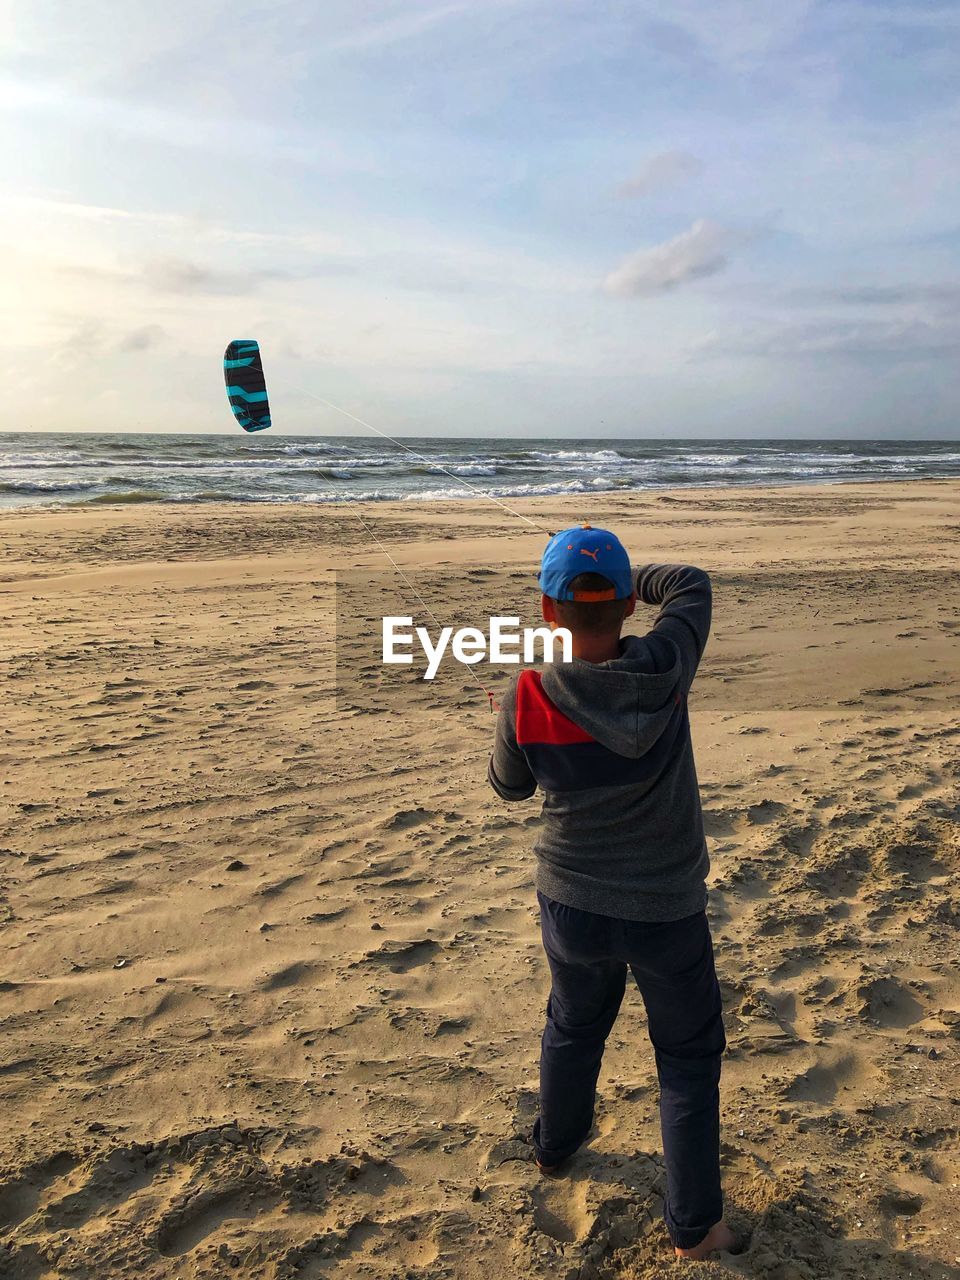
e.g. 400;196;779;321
531;1115;589;1166
665;1206;721;1250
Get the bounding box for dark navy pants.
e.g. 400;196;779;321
533;891;726;1250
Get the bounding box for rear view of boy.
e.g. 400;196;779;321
488;525;732;1261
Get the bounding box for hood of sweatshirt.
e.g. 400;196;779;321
539;633;682;759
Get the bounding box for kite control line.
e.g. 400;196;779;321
288;386;552;537
310;476;501;712
222;338;566;713
223;340;552;535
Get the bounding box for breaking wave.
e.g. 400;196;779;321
2;432;959;509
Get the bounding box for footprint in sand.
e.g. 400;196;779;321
854;975;925;1029
156;1185;281;1257
783;1050;868;1105
531;1181;587;1245
2;1129;402;1276
877;1189;923;1218
23;1145;159;1234
0;1152;77;1230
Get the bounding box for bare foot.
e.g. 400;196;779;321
674;1220;737;1260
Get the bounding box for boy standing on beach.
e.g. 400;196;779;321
488;525;732;1261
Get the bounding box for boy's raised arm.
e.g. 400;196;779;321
636;564;712;693
488;679;537;801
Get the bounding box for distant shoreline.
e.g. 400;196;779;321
2;434;958;511
1;431;958;442
4;471;960;515
2;474;957;524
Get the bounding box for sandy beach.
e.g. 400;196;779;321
1;478;959;1280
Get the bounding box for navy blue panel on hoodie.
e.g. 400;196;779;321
515;669;687;793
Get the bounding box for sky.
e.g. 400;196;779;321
1;0;959;438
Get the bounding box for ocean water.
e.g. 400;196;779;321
0;433;958;510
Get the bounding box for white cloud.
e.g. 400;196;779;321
614;150;703;199
604;219;745;297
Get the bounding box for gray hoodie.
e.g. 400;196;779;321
488;564;711;922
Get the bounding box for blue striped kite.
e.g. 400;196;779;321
224;340;271;432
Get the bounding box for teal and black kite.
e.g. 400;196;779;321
224;340;271;432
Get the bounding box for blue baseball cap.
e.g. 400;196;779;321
539;525;633;601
